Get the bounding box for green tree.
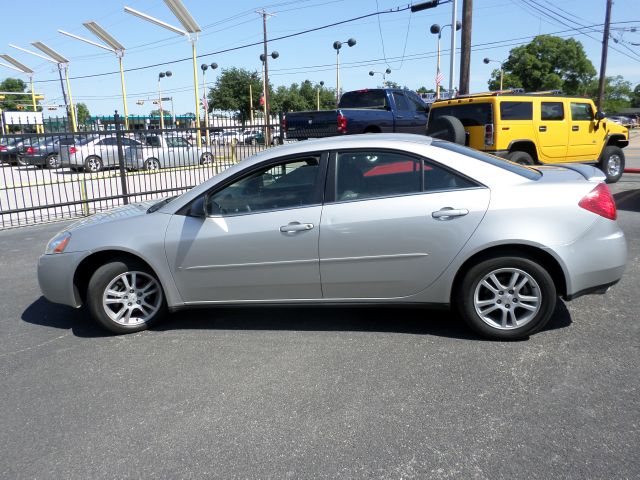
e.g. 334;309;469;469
0;78;29;111
631;84;640;108
76;103;90;125
271;80;335;112
416;86;435;94
487;71;524;91
207;67;263;120
487;35;596;94
585;75;633;113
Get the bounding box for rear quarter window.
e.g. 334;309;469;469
430;103;493;127
339;90;387;109
432;141;541;180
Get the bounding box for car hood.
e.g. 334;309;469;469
64;199;159;232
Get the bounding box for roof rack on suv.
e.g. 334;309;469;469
448;88;525;100
519;90;563;96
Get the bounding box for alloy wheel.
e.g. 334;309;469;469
102;271;162;326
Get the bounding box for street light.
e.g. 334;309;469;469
259;51;278;145
124;0;203;145
333;38;356;106
369;68;392;86
430;21;461;99
483;57;507;91
317;80;324;110
158;71;172;130
59;22;130;129
200;62;218;146
0;54;43;132
29;42;77;132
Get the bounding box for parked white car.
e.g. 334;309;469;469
126;134;215;170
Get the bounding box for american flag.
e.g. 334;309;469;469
202;94;209;112
435;71;444;86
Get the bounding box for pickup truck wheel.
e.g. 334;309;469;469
426;115;465;145
599;146;625;183
507;151;534;165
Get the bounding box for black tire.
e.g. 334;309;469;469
426;115;466;144
272;136;281;146
17;155;28;167
456;255;557;340
507;150;534;165
87;259;166;334
84;155;103;173
598;145;625;183
200;152;214;165
144;158;161;171
45;153;61;169
250;138;257;146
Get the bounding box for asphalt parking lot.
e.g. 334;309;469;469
1;137;639;479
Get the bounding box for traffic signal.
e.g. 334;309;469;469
411;1;438;12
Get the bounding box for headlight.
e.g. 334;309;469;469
45;231;72;255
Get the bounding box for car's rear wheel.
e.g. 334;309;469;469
599;145;625;183
456;256;557;340
84;155;103;173
87;259;166;334
17;155;28;167
507;150;534;165
200;152;214;165
144;158;161;171
46;153;61;169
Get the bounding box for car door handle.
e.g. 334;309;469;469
539;126;547;132
280;222;314;233
572;125;579;131
432;208;469;220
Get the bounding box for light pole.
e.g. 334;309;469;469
368;68;392;86
59;22;130;129
317;81;324;110
483;57;506;91
333;38;356;106
260;51;278;145
0;55;42;133
430;21;461;99
158;71;172;130
200;62;217;146
11;42;77;132
125;0;203;146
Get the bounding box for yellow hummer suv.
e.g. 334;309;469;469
426;90;629;183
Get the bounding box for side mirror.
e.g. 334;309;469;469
595;111;605;121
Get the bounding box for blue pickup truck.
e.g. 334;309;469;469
282;88;429;140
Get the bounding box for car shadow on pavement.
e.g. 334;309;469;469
614;189;640;213
22;296;573;341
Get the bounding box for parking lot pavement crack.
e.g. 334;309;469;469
0;333;70;358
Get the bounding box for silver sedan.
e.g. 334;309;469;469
38;134;626;340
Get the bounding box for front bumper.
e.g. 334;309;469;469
38;251;86;308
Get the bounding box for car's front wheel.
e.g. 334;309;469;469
144;158;161;171
87;259;166;334
599;145;625;183
84;155;103;173
456;255;557;340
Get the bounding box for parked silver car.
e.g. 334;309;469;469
38;134;626;339
59;134;144;172
126;134;215;170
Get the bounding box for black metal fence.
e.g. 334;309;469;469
0;111;284;229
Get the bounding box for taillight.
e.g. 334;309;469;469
26;146;35;154
0;145;7;151
484;123;494;146
578;183;616;220
337;113;347;134
68;146;78;155
281;115;287;132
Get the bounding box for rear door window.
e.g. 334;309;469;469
339;90;388;109
541;102;564;121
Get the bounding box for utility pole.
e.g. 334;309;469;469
57;67;69;128
459;0;472;95
448;0;458;94
257;9;275;145
597;0;612;111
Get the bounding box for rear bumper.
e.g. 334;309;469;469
549;218;627;299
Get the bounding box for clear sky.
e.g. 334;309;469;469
1;0;638;116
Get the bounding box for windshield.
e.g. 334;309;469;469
432;141;541;180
